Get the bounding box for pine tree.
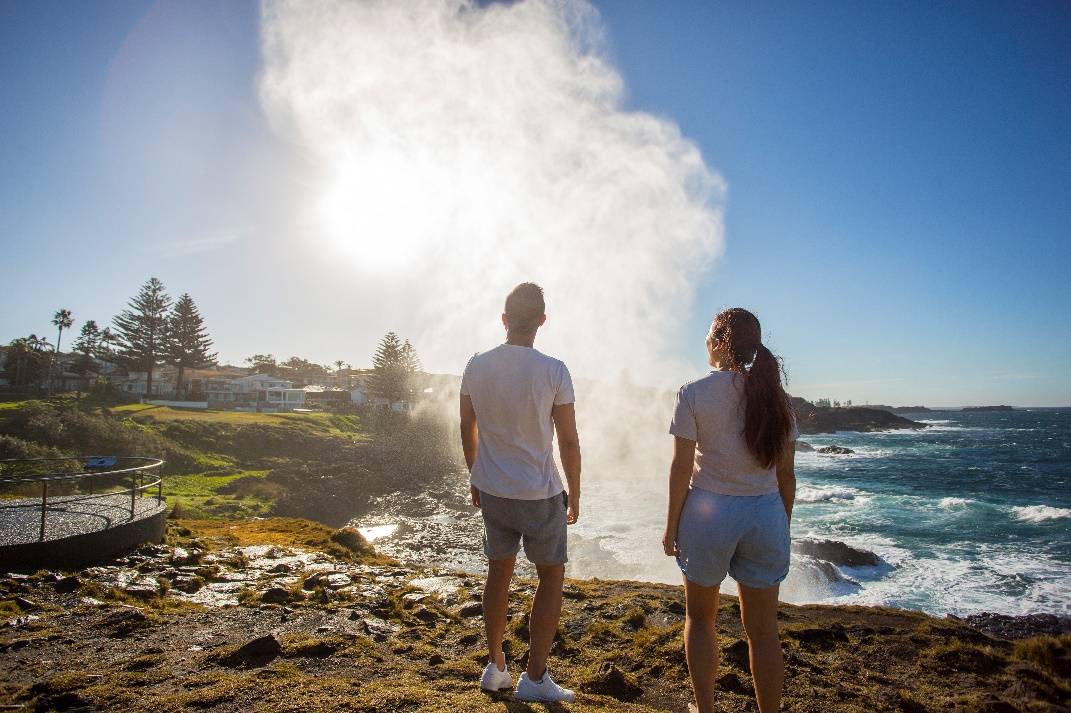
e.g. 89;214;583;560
72;320;102;388
113;277;171;398
165;293;217;398
368;332;406;403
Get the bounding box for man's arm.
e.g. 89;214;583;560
663;436;696;556
551;402;581;524
776;442;796;521
460;394;480;507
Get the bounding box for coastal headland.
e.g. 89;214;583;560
1;397;1067;711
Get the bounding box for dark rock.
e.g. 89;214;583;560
795;441;815;452
717;671;753;695
793;539;882;567
429;653;445;665
412;605;438;623
302;573;323;590
103;608;149;637
961;612;1071;640
13;596;38;611
219;634;282;668
261;587;291;604
458;600;483;617
817;445;855;455
723;639;751;672
580;661;644;701
361;617;399;642
53;575;81;593
172;575;205;594
37;692;90;711
665;600;685;615
785;623;851;649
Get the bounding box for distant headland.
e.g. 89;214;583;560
962;405;1015;412
790;397;927;435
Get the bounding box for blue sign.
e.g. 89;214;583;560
84;456;118;469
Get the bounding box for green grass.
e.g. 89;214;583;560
164;470;275;519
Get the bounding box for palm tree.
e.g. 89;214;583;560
49;309;74;395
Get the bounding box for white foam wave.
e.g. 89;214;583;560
938;497;975;509
1011;505;1071;523
796;485;871;504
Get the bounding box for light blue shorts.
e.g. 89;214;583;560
676;488;790;589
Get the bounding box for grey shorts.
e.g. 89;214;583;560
479;490;568;565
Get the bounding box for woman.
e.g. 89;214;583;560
662;307;797;713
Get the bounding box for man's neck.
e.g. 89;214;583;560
505;332;536;348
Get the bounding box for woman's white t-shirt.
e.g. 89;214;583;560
669;370;798;496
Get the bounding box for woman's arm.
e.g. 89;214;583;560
663;436;696;556
776;443;796;521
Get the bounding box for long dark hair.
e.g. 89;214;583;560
708;308;793;468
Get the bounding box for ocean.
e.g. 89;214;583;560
565;408;1070;617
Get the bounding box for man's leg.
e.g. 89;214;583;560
484;555;515;670
684;577;720;713
526;562;564;680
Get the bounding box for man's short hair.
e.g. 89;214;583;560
504;282;545;333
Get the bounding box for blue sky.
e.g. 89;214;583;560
1;1;1069;406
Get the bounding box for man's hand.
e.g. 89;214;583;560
566;493;580;525
662;524;679;557
470;485;481;509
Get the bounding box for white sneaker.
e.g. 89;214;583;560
480;661;513;691
515;670;576;702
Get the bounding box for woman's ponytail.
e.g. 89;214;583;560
743;343;793;469
709;308;793;469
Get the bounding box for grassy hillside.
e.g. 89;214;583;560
0;397;460;523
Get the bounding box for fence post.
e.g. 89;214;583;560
40;482;47;541
131;472;136;516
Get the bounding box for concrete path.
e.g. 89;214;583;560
0;493;165;546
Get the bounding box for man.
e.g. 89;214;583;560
459;282;581;703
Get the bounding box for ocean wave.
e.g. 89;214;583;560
938;497;976;509
1011;505;1071;523
797;485;871;504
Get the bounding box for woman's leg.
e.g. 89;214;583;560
684;578;720;713
737;583;783;713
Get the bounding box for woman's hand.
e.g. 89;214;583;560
662;524;679;557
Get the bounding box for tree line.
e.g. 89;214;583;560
4;277;425;405
2;277;215;398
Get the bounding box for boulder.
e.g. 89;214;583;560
219;634;282;668
793;539;882;567
580;661;644;701
795;441;815;452
261;587;291;604
817;445;855;455
458;600;483;617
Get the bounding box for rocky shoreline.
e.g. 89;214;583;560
2;518;1068;712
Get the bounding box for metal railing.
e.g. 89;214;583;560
0;456;165;541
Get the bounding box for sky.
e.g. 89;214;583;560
1;0;1069;406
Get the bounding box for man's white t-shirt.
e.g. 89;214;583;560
461;344;575;500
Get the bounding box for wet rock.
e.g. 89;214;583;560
458;600;483;617
361;617;400;642
795;441;815;452
817;445;855;455
408;575;464;602
172;575;205;594
219;634;282;668
52;575;81;593
36;692;90;711
322;573;352;589
793;539;882;567
581;661;644;701
124;577;162;599
261;587;291;604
